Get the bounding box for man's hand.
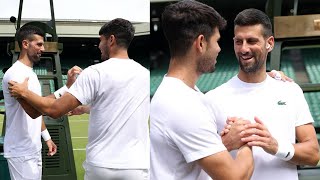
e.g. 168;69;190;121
8;77;29;99
46;139;57;156
221;117;251;151
66;66;82;88
240;116;278;155
268;70;293;82
67;105;90;116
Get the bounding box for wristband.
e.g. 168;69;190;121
275;141;295;161
54;85;68;99
41;129;51;141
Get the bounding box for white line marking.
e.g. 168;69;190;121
69;120;88;122
72;137;87;139
73;148;86;151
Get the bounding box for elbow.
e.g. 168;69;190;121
304;148;320;166
45;109;64;119
309;153;320;166
310;146;320;166
26;111;42;119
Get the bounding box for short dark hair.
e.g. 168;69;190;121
162;0;226;57
234;8;273;37
99;18;135;49
16;25;45;49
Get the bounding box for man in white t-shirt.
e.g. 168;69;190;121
205;8;319;180
8;18;150;180
150;1;254;180
2;25;58;180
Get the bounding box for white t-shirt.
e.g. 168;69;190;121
2;60;42;158
205;75;314;180
68;58;150;169
150;77;226;180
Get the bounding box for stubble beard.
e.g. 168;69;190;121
28;53;41;65
238;55;264;73
197;56;216;74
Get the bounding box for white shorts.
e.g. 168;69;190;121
83;162;149;180
7;151;42;180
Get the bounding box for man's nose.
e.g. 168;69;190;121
240;42;250;54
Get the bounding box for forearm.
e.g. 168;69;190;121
289;124;320;166
41;118;46;131
290;140;319;166
81;105;91;114
198;149;254;180
17;98;42;119
234;145;254;180
46;94;56;99
21;89;56;117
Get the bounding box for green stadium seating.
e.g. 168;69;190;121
150;50;320;128
304;92;320;127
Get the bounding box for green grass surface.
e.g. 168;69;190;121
0;114;89;180
68;114;89;180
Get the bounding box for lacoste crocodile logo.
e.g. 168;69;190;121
277;100;286;105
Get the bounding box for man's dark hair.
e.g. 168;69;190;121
234;8;273;37
99;18;135;49
161;0;226;57
16;25;45;49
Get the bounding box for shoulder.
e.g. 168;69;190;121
153;83;209;125
268;77;303;93
205;76;236;99
3;63;28;82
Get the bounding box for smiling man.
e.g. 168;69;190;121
150;1;254;180
2;25;57;180
205;8;319;180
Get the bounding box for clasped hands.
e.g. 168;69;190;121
221;116;278;155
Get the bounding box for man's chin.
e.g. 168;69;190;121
207;68;215;74
202;67;216;74
33;59;41;64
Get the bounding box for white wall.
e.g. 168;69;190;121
0;0;150;22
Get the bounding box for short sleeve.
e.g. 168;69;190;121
68;67;99;105
3;65;36;105
166;100;226;163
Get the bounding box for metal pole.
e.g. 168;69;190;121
49;0;57;41
16;0;24;30
293;0;299;15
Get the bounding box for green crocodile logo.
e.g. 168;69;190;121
277;100;286;105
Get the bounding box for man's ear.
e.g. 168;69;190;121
266;36;275;52
109;35;116;46
195;34;206;53
22;39;28;49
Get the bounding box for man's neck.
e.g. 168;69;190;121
167;57;200;90
109;48;129;59
18;53;33;68
237;69;267;83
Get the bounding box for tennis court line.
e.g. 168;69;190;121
72;137;87;139
69;120;88;122
73;148;86;151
